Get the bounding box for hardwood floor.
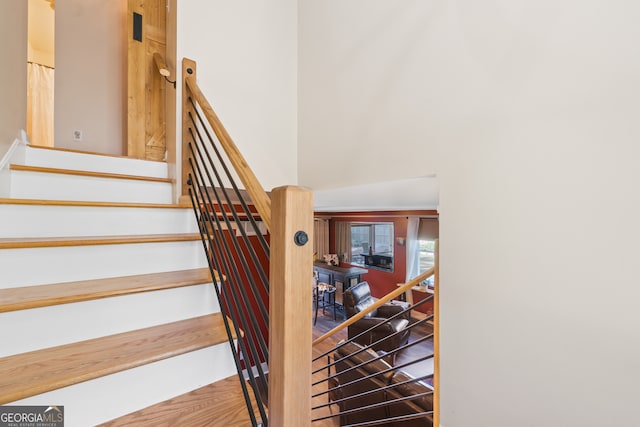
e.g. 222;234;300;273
311;305;435;426
311;314;343;427
99;376;262;427
96;307;431;427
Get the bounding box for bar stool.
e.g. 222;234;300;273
314;282;336;325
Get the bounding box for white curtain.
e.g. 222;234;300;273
27;62;55;147
335;221;352;263
313;219;329;260
406;217;420;282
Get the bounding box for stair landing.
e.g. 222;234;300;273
98;375;264;427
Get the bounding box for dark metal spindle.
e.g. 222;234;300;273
186;136;269;423
314;351;435;400
313;295;434;363
312;372;434;412
313;391;434;423
189;101;270;258
314;331;434;387
188;191;268;426
186;185;262;426
188;152;270;377
187;130;270;366
188;119;270;325
308;281;436;425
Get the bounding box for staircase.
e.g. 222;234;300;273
0;144;247;426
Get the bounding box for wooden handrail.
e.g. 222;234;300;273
312;266;435;346
182;58;272;231
180;58;313;426
153;52;170;77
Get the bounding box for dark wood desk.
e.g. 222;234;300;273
313;261;368;307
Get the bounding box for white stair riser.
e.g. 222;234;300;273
22;146;169;178
0;241;208;288
9;170;173;204
0;204;198;238
0;168;11;198
12;345;237;427
0;283;221;358
1;148;240;425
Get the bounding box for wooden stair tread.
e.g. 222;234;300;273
26;144;167;163
9;164;172;183
98;375;264;427
0;198;190;209
0;313;232;404
0;268;220;313
0;233;201;249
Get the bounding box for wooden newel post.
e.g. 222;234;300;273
180;58;197;205
269;185;313;426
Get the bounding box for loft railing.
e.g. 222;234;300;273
181;58;313;426
180;56;438;426
312;301;434;425
311;241;439;426
313;268;434;347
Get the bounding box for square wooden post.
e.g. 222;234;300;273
180;58;196;205
269;185;313;426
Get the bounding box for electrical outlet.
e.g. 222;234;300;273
73;130;83;141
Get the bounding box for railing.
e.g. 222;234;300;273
313;268;435;347
181;58;312;426
311;242;439;426
180;57;438;426
153;52;176;88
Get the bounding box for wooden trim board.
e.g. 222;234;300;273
0;233;201;249
0;198;190;209
0;314;231;404
9;164;173;183
0;268;217;313
26;144;167;163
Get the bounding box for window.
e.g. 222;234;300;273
407;218;438;285
350;222;394;271
418;239;436;284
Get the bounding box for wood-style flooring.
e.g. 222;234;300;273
98;375;263;427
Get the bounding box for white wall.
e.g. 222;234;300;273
0;1;27;154
177;0;298;191
299;1;640;426
299;1;442;190
55;0;126;155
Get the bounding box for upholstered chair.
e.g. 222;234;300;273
342;281;411;354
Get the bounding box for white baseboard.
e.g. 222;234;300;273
0;132;28;197
0;132;27;172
